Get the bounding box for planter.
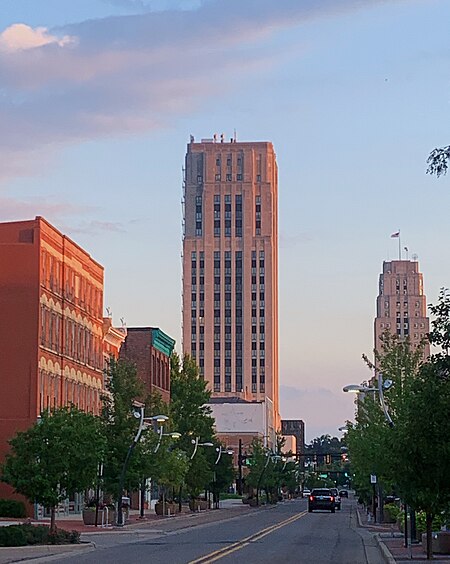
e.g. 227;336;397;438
248;498;258;507
82;509;96;525
155;502;178;516
189;499;210;512
422;532;450;555
82;508;116;525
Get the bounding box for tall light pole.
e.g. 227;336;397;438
343;373;394;526
116;408;168;526
212;446;233;509
190;437;214;460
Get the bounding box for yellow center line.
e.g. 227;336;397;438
189;510;308;564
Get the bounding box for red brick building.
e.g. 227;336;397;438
0;217;105;504
119;328;175;404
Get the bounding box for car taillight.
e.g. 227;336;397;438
330;496;334;502
309;496;314;501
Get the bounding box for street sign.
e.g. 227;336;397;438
370;474;377;484
319;473;328;478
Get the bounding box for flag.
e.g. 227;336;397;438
391;231;400;238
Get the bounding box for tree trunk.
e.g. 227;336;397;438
426;511;433;560
140;480;145;518
50;506;56;534
178;486;182;513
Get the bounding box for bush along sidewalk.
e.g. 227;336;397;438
0;499;26;518
0;524;80;547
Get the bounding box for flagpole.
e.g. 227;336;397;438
398;230;401;260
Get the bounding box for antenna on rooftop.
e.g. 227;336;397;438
233;129;237;142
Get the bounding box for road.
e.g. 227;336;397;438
49;498;385;564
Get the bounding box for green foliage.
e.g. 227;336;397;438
427;145;450;177
347;290;450;558
101;358;146;498
1;407;105;513
0;524;80;547
155;448;189;492
384;503;401;522
170;353;216;497
170;353;214;450
415;511;447;536
0;499;26;518
0;526;27;547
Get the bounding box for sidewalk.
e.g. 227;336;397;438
356;503;450;563
0;499;253;563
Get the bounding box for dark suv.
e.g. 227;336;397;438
308;488;335;513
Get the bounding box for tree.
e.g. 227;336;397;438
388;290;450;559
206;444;235;508
1;407;105;533
100;359;147;509
347;333;425;507
347;293;450;559
169;353;216;500
427;145;450;177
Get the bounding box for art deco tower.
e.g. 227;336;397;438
374;259;430;358
182;136;279;421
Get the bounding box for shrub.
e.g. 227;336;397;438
0;524;80;547
415;511;446;535
0;499;26;518
384;503;401;522
22;524;51;545
0;526;27;547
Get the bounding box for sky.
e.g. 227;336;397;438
1;0;449;442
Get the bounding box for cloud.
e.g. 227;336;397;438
68;220;126;234
0;23;75;52
0;196;91;222
0;0;403;183
280;232;312;249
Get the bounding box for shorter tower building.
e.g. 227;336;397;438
374;259;430;357
119;327;175;404
281;419;305;466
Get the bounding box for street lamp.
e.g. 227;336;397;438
190;437;214;460
211;446;233;508
342;373;395;526
343;373;394;427
117;408;169;526
214;446;233;466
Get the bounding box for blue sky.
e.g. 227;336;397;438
1;0;449;441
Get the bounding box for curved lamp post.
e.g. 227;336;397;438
117;408;169;526
256;451;281;506
343;373;394;427
215;446;233;466
342;373;395;526
190;437;214;460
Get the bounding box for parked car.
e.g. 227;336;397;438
329;488;341;510
339;490;348;498
308;488;335;513
302;489;311;498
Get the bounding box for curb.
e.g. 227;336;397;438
0;541;95;564
355;506;397;564
374;534;397;564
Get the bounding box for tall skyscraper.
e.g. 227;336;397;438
374;259;430;358
182;136;279;424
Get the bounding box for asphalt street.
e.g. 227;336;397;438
47;498;385;564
